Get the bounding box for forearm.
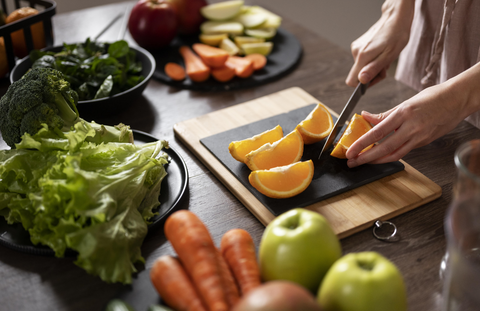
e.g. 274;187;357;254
443;61;480;120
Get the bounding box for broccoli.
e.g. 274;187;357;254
0;68;133;148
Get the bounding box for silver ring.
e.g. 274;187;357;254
373;220;397;241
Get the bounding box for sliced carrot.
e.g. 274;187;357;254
211;65;236;83
225;56;254;78
150;255;208;311
165;62;186;81
220;229;262;295
179;46;210;82
165;210;229;311
192;43;229;68
216;248;240;307
244;54;267;71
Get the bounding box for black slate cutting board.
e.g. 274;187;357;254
200;104;405;216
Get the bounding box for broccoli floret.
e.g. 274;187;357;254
0;68;79;148
0;68;133;148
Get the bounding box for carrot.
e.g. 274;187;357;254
244;54;267;71
211;65;236;83
164;210;229;311
150;255;208;311
220;228;262;295
225;56;254;78
216;248;240;307
192;43;229;68
179;46;210;82
165;62;186;81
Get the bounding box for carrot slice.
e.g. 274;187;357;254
179;46;210;82
211;65;236;82
192;43;229;68
217;249;240;307
165;210;229;311
220;228;262;295
165;62;186;81
225;56;254;78
244;54;267;71
150;255;208;311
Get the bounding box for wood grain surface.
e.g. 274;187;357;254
174;87;442;237
0;1;480;311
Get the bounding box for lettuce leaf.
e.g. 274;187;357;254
0;124;168;284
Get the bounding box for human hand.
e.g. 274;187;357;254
345;83;468;167
346;0;415;87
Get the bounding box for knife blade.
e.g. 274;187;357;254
317;82;369;160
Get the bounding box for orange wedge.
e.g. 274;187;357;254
331;113;373;159
229;125;284;163
296;103;334;144
249;160;314;198
245;129;304;171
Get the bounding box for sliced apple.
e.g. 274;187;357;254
241;42;273;56
244;28;277;40
201;21;244;35
200;0;244;21
199;33;229;46
248;6;282;29
233;11;267;29
234;36;265;46
220;37;240;55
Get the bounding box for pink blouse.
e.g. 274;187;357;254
395;0;480;128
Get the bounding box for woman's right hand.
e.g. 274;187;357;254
346;0;415;87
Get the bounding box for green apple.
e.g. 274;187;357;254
241;42;273;56
200;0;244;21
245;28;277;40
259;208;342;293
317;252;407;311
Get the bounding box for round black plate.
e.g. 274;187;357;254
0;130;188;256
151;28;303;91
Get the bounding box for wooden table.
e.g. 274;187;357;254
1;2;479;311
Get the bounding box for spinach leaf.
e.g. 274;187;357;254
94;75;113;99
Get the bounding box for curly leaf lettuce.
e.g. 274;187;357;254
0;124;168;284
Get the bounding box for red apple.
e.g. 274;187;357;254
128;0;178;50
170;0;207;35
232;281;322;311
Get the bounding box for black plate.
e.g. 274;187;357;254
9;45;156;119
151;28;302;91
0;130;188;256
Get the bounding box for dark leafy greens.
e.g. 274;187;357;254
30;38;144;100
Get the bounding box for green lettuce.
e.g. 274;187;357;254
0;124;168;284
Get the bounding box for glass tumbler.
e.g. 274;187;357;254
442;139;480;311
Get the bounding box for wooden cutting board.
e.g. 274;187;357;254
173;87;442;238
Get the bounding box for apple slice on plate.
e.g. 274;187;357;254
245;28;277;40
241;42;273;56
199;33;228;46
201;21;244;35
248;6;282;29
220;38;240;55
234;36;265;46
233;11;267;29
200;0;244;20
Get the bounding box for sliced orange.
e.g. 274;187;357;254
229;125;283;163
295;103;334;144
331;113;373;159
249;160;314;198
245;129;304;171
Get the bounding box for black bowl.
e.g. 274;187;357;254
10;45;156;119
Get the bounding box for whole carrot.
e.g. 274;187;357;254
164;210;229;311
220;229;262;295
216;248;240;307
150;255;208;311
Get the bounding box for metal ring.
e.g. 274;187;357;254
373;220;398;241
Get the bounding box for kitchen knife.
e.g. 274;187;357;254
317;82;369;160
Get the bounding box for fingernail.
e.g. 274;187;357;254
347;159;358;168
